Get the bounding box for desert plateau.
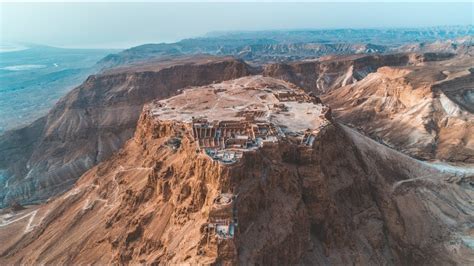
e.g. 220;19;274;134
0;2;473;265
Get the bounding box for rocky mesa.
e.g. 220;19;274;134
1;76;472;265
0;56;254;207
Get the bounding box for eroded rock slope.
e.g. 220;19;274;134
323;56;474;162
0;56;253;206
264;52;456;94
1;77;472;265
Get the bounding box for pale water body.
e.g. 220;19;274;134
1;64;47;71
0;46;118;134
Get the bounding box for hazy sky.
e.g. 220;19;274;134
1;2;473;49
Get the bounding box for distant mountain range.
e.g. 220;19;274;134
98;25;474;67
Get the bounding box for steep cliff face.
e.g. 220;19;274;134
322;56;474;163
234;123;473;265
0;56;253;206
1;79;472;265
0;113;226;264
264;52;455;94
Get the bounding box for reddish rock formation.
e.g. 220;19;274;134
0;56;254;206
0;79;472;264
264;52;455;94
323;55;474;163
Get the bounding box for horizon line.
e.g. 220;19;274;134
1;24;472;50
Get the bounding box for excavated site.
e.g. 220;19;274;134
1;75;473;264
150;76;330;164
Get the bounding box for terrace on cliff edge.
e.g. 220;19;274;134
148;76;332;165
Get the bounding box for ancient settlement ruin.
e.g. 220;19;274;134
190;90;331;164
150;76;332;240
152;76;331;165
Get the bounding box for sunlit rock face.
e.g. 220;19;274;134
263;52;457;95
0;56;254;207
323;55;474;163
1;76;472;265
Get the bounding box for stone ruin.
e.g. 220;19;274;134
204;193;238;241
192;118;279;164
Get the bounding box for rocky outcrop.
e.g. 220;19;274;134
0;56;254;206
264;52;456;94
0;83;472;265
432;69;474;113
323;56;474;163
